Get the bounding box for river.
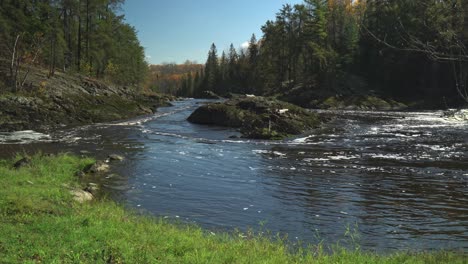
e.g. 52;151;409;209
1;99;467;252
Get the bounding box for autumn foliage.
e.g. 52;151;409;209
145;62;203;95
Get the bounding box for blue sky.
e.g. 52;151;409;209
122;0;303;65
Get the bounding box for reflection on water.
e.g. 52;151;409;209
0;100;467;252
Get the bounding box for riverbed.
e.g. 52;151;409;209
0;99;467;252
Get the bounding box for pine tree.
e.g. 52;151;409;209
247;34;259;94
204;43;219;93
227;43;238;86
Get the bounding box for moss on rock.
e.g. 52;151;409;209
0;68;174;132
188;96;322;140
319;95;407;110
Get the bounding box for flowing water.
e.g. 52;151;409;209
1;99;467;252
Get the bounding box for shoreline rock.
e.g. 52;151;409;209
198;91;222;99
108;154;125;162
0;68;174;132
70;189;94;203
83;161;110;174
278;85;407;110
317;95;407;111
13;157;31;169
442;109;468;121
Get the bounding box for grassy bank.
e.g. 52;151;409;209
0;155;465;263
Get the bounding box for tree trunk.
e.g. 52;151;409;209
86;0;90;64
77;2;82;71
10;34;21;91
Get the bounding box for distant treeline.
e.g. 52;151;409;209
0;0;147;91
178;0;468;106
145;62;203;96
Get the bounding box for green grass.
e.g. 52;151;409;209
0;154;466;263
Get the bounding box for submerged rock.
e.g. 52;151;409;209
108;154;125;162
188;97;322;139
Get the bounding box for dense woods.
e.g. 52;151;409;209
3;0;467;108
0;0;147;91
179;0;468;107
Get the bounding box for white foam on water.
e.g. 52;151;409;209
303;158;329;162
109;105;194;126
0;130;51;144
252;150;287;157
328;155;360;160
415;144;453;151
272;151;286;157
293;136;312;143
61;135;83;143
367;153;408;160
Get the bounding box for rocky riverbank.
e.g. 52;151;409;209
0;68;173;132
187;96;324;139
278;86;407;111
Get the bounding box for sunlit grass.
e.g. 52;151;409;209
0;154;465;263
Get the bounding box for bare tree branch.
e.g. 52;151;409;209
363;24;468;63
20;39;44;88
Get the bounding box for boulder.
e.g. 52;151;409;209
187;102;244;127
70;189;93;203
188;97;322;140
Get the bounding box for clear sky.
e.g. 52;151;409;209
122;0;303;65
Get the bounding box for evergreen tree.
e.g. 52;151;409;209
247;34;260;94
203;43;219;93
0;0;148;90
226;43;239;92
219;51;228;92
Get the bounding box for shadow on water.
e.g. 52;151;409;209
1;99;467;252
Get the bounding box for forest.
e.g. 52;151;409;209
0;0;148;90
0;1;466;262
176;0;468;108
2;0;468;109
